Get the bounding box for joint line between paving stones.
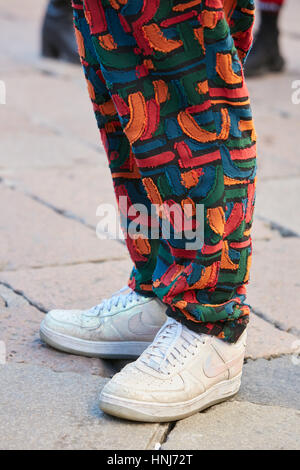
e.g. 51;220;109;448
27;117;102;155
1;295;9;308
252;309;300;338
0;178;125;246
3;178;298;243
284;30;300;41
256;215;300;238
145;422;177;450
244;352;300;365
163;421;177;445
160;422;177;449
0;281;47;313
1;257;127;273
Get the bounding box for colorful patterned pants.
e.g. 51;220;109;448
72;0;257;343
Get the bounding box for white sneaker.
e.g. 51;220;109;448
99;317;246;422
40;287;167;359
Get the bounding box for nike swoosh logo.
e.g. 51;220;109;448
203;352;244;379
128;311;160;336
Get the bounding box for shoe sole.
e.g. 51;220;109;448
99;373;242;422
40;322;151;359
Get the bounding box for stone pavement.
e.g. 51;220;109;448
0;0;299;450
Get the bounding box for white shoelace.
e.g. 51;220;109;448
89;286;142;317
141;317;205;374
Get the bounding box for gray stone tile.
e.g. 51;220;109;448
0;130;101;170
239;356;300;410
255;178;300;236
0;185;126;271
2;165;117;229
0;285;116;378
4;73;99;147
254;113;300;181
246;313;299;360
0;259;132;312
248;73;300;121
247;238;300;334
163;401;300;450
251;218;280;242
0;363;160;450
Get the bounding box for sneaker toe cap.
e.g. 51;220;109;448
101;378;147;403
100;367;177;403
42;309;87;336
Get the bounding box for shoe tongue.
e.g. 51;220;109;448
141;318;205;373
84;287;135;318
141;318;181;372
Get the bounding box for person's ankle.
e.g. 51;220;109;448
259;10;280;37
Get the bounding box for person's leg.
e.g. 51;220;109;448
258;0;285;11
71;0;257;421
245;0;285;76
81;0;256;343
40;0;167;359
72;0;160;292
41;0;80;63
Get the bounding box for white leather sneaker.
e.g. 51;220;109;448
99;317;247;422
40;287;167;359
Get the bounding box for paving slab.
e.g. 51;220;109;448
246;312;299;359
0;130;101;171
248;72;300;183
251;217;280;241
2;165;117;229
247;238;300;335
0;1;80;78
248;73;300;120
0;363;163;450
0;259;132;312
0;185;126;271
281;30;300;75
1;0;47;22
253;114;300;181
0;101;101;170
255;177;300;236
0;284;116;378
163;401;300;450
4;72;99;147
0;11;41;73
239;356;300;410
0;105;43;137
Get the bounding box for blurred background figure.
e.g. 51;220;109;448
41;0;79;64
246;0;285;76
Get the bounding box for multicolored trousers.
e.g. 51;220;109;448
72;0;257;343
